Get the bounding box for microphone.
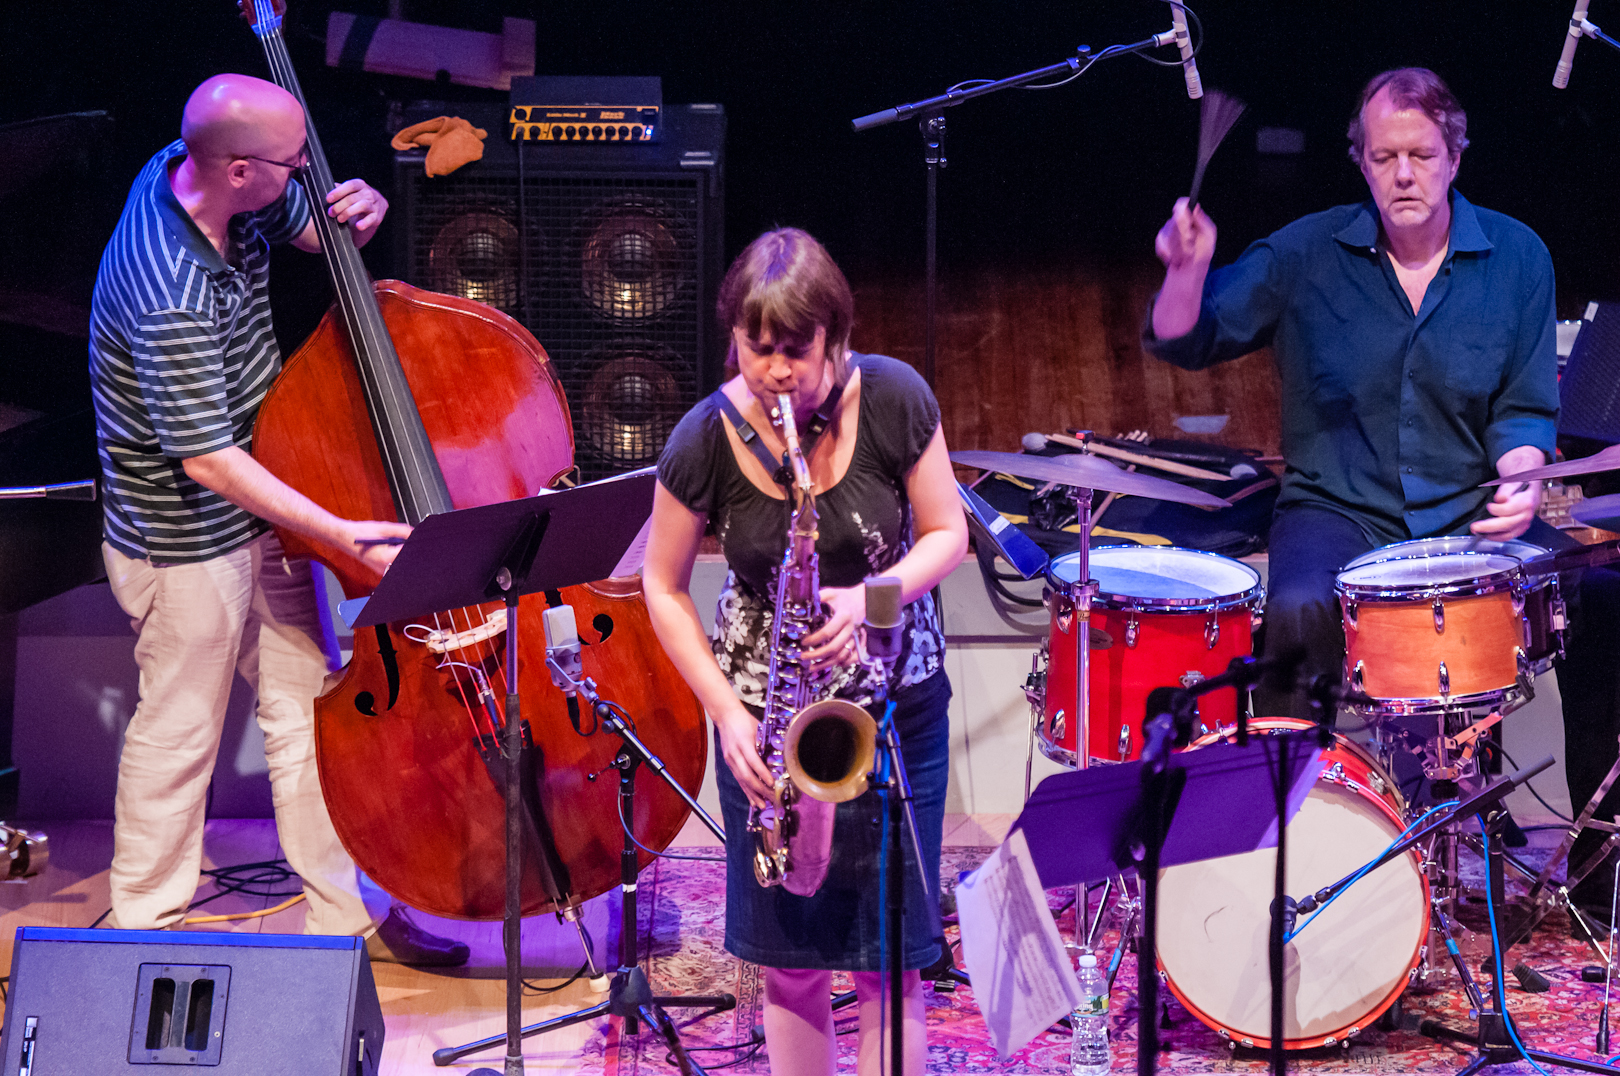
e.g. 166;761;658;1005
862;576;904;665
542;604;586;733
1170;2;1203;100
1555;0;1593;88
542;605;583;693
1271;894;1299;938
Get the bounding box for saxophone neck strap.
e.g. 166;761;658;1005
714;381;846;489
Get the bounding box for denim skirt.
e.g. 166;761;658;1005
715;670;951;971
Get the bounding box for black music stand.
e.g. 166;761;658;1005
1001;731;1322;1076
344;470;732;1075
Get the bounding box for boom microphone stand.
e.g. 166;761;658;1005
434;604;734;1072
859;576;933;1076
851;17;1199;389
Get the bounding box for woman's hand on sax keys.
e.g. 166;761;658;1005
717;707;778;808
803;584;867;674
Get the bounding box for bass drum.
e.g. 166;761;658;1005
1157;718;1429;1050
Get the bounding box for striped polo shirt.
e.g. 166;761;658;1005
89;140;313;564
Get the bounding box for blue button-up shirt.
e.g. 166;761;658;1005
1143;191;1559;546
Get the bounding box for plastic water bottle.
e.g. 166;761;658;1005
1071;951;1110;1075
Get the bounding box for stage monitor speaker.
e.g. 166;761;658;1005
1561;301;1620;445
394;101;725;483
0;927;384;1075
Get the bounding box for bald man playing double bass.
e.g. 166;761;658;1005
88;73;460;962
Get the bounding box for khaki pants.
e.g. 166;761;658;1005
102;532;374;935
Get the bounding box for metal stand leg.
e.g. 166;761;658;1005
1502;742;1620;951
433;727;734;1070
1419;806;1620;1076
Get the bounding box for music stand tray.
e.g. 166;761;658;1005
1012;735;1323;890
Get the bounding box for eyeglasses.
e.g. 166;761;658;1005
235;144;309;171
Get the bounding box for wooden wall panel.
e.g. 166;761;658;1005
847;262;1283;460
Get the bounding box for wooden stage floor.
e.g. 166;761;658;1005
0;814;1013;1074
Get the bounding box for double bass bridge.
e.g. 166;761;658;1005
405;607;509;654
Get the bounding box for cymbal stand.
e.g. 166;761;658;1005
1417;803;1620;1076
433;611;734;1072
1066;483;1097;779
1501;740;1620;952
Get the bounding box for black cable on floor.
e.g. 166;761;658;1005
89;857;304;929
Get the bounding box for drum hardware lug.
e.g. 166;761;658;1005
1438;661;1450;697
1117;724;1131;761
1022;644;1048;710
1351;660;1366;694
1179;670;1206;689
1239;1037;1255;1048
1204;613;1219;649
1343;597;1358;630
1552;591;1568;659
1433;596;1445;634
1369;771;1386;796
1516;647;1532;690
1322;1035;1338;1047
1051;709;1066;743
1126;610;1140;649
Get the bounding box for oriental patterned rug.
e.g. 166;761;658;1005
584;846;1620;1075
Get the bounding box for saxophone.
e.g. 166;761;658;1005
750;393;879;896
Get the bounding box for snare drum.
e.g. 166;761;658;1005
1337;538;1544;714
1158;718;1428;1050
1343;536;1564;679
1034;546;1263;765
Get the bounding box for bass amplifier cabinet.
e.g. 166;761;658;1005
394;101;725;482
0;927;384;1075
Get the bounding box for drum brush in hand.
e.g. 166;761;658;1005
1188;89;1246;206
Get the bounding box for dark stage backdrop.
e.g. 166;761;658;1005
4;0;1618;450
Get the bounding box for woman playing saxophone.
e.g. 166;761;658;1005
643;227;967;1076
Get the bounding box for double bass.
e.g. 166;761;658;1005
241;0;708;921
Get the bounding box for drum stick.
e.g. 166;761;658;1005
1045;432;1231;483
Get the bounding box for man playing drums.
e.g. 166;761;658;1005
1143;67;1620;922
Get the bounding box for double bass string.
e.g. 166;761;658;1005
254;0;516;745
251;0;448;525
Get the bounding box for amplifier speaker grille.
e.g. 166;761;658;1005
396;104;724;483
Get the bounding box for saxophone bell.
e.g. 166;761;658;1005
783;698;878;803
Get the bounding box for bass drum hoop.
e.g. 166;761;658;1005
1157;717;1429;1050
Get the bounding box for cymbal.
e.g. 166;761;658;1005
1483;443;1620;486
1573;493;1620;533
951;450;1231;508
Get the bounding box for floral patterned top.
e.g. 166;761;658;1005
656;353;946;708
